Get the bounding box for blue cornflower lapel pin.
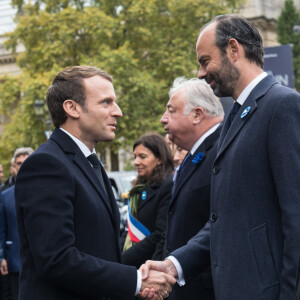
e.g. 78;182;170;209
141;191;147;200
241;106;251;118
192;152;204;165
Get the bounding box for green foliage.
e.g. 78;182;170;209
277;0;300;90
0;72;53;177
0;0;241;168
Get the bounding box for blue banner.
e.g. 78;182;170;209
264;44;294;88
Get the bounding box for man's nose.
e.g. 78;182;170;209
197;66;207;79
160;111;168;124
113;103;123;118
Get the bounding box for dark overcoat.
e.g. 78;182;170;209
173;76;300;300
15;128;137;300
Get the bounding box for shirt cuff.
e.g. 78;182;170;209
135;270;142;295
167;256;185;286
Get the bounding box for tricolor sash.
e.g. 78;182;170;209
127;201;150;243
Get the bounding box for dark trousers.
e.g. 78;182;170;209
0;275;11;300
7;273;18;300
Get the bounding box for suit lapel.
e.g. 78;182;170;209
217;99;257;157
172;155;196;199
171;126;222;203
101;166;120;227
217;75;277;159
50;129;117;223
72;152;115;216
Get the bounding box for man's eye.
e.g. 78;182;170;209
202;59;209;66
102;99;111;104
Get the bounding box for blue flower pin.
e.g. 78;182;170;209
192;152;204;165
141;191;147;200
241;106;251;118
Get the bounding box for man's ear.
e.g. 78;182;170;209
63;100;81;119
193;107;205;124
227;38;240;62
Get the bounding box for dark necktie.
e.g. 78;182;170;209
229;101;241;127
87;154;107;196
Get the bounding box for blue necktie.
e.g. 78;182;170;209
172;152;192;194
177;152;192;179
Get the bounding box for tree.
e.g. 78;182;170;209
277;0;300;90
0;0;241;171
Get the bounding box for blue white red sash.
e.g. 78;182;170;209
127;202;150;243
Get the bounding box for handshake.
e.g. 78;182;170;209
137;259;178;300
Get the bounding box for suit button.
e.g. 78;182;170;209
213;165;220;174
210;213;218;222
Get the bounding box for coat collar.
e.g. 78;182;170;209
217;75;277;159
172;125;222;201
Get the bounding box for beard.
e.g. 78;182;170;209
207;54;240;97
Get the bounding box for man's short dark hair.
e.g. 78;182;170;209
46;66;113;127
206;14;264;69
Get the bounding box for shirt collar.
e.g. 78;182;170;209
236;72;267;106
59;127;95;157
190;123;220;155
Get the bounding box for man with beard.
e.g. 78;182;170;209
140;14;300;300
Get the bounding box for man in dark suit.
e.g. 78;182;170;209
141;15;300;300
160;77;223;299
14;66;175;300
0;147;34;300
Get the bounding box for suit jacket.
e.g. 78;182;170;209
164;126;221;300
0;186;20;273
122;175;173;268
15;128;137;300
172;75;300;299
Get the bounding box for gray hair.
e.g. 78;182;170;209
13;147;34;161
169;77;224;117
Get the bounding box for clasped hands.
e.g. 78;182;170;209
138;259;178;300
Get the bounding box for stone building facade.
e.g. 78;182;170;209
240;0;300;46
0;0;22;76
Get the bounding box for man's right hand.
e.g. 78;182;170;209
140;259;178;280
138;260;178;299
0;259;8;275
